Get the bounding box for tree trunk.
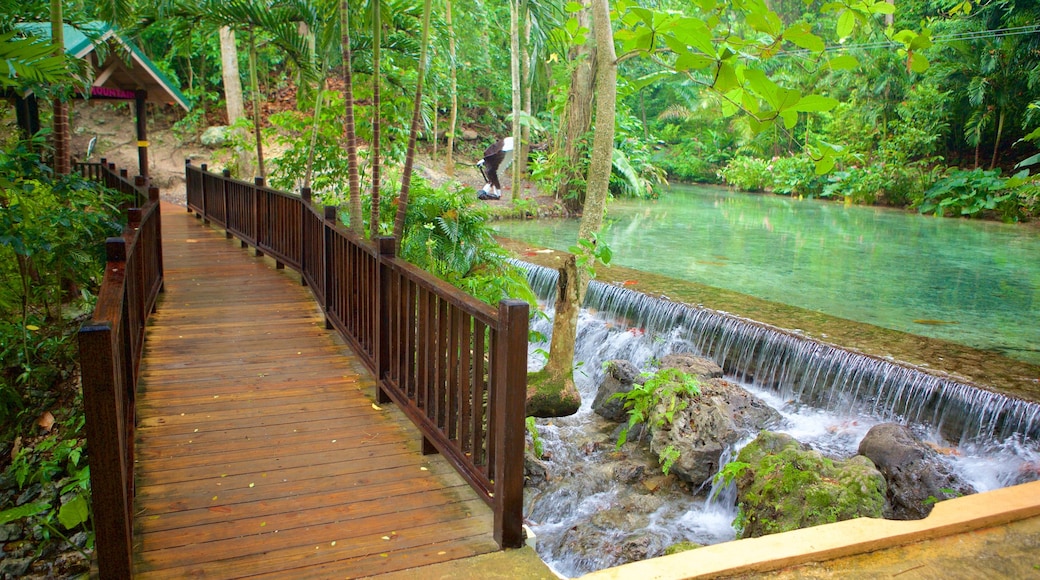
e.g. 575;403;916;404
370;1;382;238
520;7;533;181
555;4;595;210
303;80;325;189
219;27;246;125
51;0;70;175
445;0;458;177
990;108;1005;170
534;0;616;417
247;28;265;178
341;0;363;233
392;0;433;241
509;0;522;199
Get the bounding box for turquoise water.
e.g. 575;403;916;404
494;185;1040;365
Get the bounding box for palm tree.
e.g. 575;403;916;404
392;0;433;241
50;0;70;175
369;0;382;237
340;0;363;232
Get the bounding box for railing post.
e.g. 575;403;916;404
134;175;147;207
222;170;233;240
254;177;266;258
149;186;166;296
323;205;337;330
200;164;209;223
300;187;311;288
185;159;193;212
375;237;396;404
493;299;529;549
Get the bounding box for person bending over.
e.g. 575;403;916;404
476;137;514;200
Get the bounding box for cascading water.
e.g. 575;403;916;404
513;259;1040;577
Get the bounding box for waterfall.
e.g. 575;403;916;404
511;259;1040;445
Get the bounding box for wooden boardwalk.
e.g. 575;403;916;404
132;203;498;578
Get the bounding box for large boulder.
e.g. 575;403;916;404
593;360;644;421
659;353;723;379
649;376;781;486
733;431;887;539
857;423;975;519
200;126;229;147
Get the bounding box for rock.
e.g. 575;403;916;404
612;461;646;484
0;523;21;542
858;423;976;520
461;128;479;141
659;353;724;379
525;451;550;487
617;530;665;562
593;360;644;421
201;126;229;147
733;431;886;539
649;378;781;486
526;370;581;417
0;556;33;577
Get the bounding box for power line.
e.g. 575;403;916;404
776;23;1040;58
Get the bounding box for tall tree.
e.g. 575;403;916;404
341;0;363;232
369;0;382;237
219;27;246;124
554;3;595;210
509;0;522;198
529;0;615;416
392;0;433;241
444;0;458;176
50;0;70;175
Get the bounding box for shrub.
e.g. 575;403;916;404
770;156;824;197
917;168;1018;219
721;156;771;192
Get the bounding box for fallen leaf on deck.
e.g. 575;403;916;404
372;403;382;410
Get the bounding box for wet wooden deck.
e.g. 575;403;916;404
131;203;498;578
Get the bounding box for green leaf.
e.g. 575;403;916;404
781;110;799;129
675;52;716;71
836;11;856;39
0;501;50;526
58;495;89;530
870;1;896;14
747;10;784;37
714;62;739;93
744;68;778;107
828;55;860;70
909;52;929;73
794;95;839;112
784;24;825;52
815;155;836;175
564;1;583;12
670;17;717;57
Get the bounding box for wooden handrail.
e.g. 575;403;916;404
77;163;164;578
185;162;529;549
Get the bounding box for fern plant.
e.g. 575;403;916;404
611;368;701;474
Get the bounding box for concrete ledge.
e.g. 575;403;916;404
579;480;1040;580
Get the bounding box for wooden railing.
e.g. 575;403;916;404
77;163;164;579
75;159;147;207
184;161;529;549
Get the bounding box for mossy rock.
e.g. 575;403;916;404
525;370;581;417
733;431;886;539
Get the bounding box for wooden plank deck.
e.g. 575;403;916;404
132;203;498;578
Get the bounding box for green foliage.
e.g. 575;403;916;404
526;416;544;458
770;156;825;197
380;176;536;307
569;233;612;281
918;168;1019;219
612;367;700;444
732;432;886;538
0;142;126;433
721;156;771;192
